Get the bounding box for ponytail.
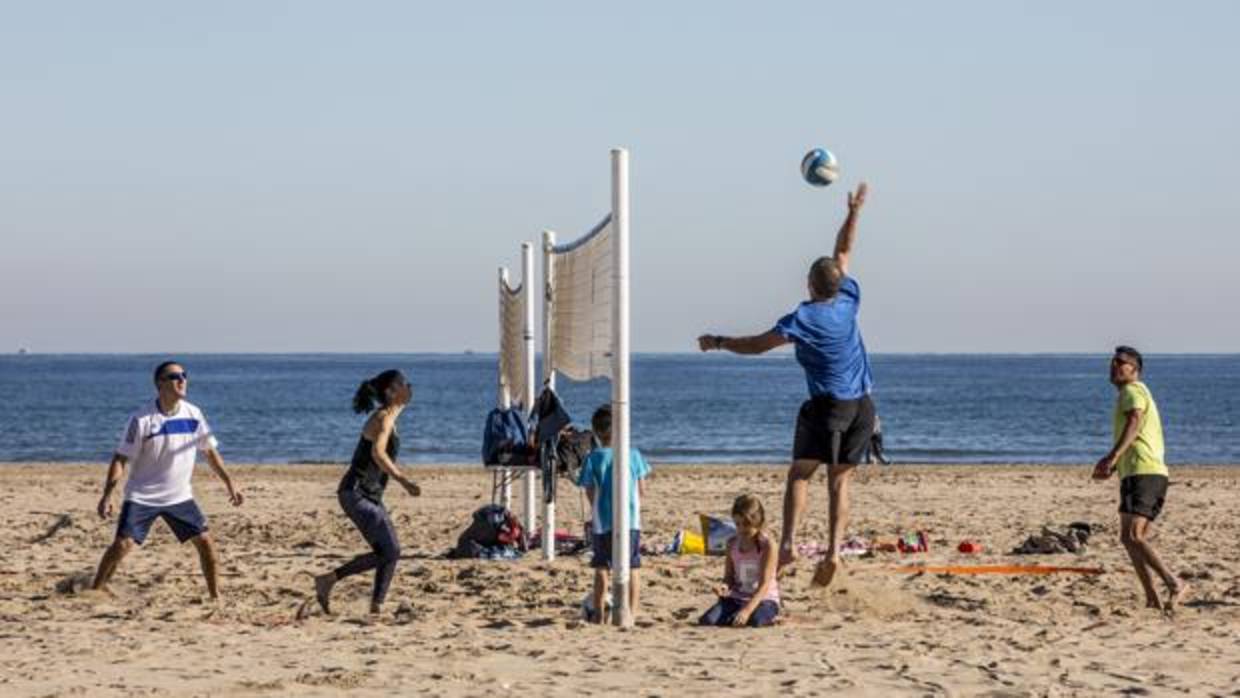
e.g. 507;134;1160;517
353;380;379;414
352;369;408;414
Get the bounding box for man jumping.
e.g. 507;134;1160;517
92;360;244;600
699;182;873;588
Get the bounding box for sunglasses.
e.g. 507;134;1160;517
160;371;189;382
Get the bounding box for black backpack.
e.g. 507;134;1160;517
554;426;596;480
447;504;525;559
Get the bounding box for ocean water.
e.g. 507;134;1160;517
0;353;1237;465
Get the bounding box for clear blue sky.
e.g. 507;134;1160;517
2;2;1236;353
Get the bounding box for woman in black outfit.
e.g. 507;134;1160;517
313;369;420;615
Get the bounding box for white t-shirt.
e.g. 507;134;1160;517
115;399;219;506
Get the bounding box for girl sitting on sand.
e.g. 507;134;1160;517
699;494;781;627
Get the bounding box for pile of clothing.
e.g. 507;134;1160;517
447;505;525;560
1012;522;1093;555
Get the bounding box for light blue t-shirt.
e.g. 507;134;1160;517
773;276;873;400
576;447;651;534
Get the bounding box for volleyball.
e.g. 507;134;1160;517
801;148;839;187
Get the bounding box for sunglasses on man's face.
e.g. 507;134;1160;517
160;371;189;382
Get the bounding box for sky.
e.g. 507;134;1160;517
1;1;1237;354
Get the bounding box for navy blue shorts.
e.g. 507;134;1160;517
116;499;208;545
591;530;641;570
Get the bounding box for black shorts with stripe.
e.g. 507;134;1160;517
792;394;876;465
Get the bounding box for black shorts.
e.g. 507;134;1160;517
792;395;876;465
1119;475;1168;521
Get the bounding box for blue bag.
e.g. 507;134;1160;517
482;407;530;465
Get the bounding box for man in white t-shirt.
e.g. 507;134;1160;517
91;361;244;600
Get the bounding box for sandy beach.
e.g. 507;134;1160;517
2;462;1238;696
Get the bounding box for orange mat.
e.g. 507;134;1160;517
894;564;1104;575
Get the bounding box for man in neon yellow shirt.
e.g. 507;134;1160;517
1093;346;1187;611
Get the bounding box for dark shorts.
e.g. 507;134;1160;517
116;499;208;545
699;597;780;628
792;394;876;464
591;530;642;570
1119;475;1168;521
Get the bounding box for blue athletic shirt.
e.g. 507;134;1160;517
577;447;651;535
772;276;873;400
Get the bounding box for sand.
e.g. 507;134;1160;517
2;462;1238;696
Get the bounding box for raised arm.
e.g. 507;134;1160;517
697;331;789;355
832;182;867;276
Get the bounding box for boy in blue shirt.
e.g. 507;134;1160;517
577;404;651;624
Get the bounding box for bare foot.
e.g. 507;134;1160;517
812;557;841;588
1165;581;1189;613
314;573;335;615
1144;597;1163;611
777;543;798;572
295;598;315;621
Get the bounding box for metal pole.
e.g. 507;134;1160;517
610;148;632;627
541;229;557;562
521;242;537;538
497;266;512;511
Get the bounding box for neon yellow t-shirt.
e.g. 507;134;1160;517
1112;381;1167;479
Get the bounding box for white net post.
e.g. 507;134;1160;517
609;148;633;627
541;229;557;562
496;266;513;511
520;242;537;537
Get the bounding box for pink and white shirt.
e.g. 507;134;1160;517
729;534;781;604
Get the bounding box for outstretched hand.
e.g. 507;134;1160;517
696;335;720;352
848;182;868;213
402;479;422;497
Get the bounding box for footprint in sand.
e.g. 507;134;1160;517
806;572;921;620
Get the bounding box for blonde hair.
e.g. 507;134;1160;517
731;494;765;530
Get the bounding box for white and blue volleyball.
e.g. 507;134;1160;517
801;148;840;187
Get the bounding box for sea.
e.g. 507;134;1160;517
1;353;1237;465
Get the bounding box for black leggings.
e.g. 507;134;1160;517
333;489;401;606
